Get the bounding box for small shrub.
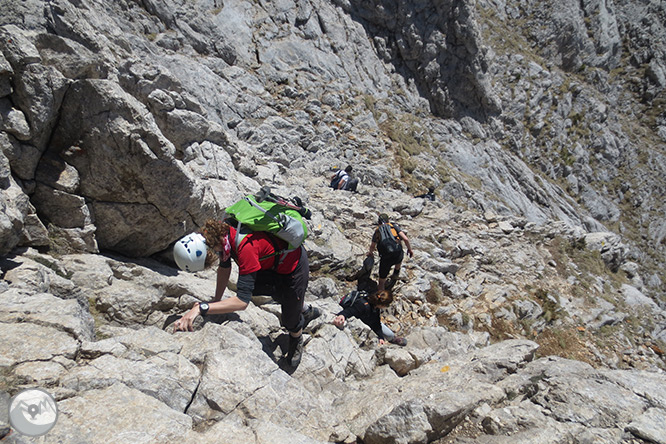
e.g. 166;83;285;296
535;327;597;366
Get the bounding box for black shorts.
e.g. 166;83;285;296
378;248;403;278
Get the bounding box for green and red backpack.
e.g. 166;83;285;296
224;188;309;253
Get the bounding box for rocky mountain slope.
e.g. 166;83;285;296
1;0;665;443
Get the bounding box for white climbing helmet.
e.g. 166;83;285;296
173;232;207;272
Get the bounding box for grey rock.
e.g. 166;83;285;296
61;352;199;412
621;284;661;314
0;288;95;341
12;62;69;151
513;299;544;320
47;383;193;444
0;51;12;97
0;322;79;367
34;153;80;193
0;24;41;68
188;346;342;441
625;408;666;444
32;184;91;228
46;79;213;256
0;98;30;141
0;0;665;442
584;231;626;271
383;347;418;376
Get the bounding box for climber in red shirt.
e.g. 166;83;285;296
174;219;319;367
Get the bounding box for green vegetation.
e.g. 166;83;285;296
567;116;591;141
379;115;423;157
559;145;575;166
532;288;567;323
374;108;437;191
435;162;453;184
477;5;531;58
88;297;112;341
363;94;377;118
426;281;444;304
534;327;597;366
546;236;628;300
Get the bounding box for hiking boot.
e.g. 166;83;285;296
302;305;321;328
389;337;407;346
286;334;304;367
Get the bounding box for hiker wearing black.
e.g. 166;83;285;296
416;186;436;201
367;213;413;291
330;165;359;192
333;289;406;346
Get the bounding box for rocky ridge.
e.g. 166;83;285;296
1;0;666;443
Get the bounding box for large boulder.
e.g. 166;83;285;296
43;79;217;256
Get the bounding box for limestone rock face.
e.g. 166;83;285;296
343;0;502;120
1;0;666;442
43;79;216;256
0;239;663;443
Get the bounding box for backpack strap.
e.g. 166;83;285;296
231;216;295;271
244;196;283;224
349;290;367;306
389;222;400;242
383;223;399;240
259;233;289;271
233;219;249;249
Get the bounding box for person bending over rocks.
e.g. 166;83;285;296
173;219;320;367
333;288;406;346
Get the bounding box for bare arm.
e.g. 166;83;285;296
367;241;377;256
175;296;248;332
207;296;248;314
213;265;231;301
399;232;413;257
210;265;249;312
175;265;248;332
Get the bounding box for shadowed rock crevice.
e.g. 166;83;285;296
343;0;501;121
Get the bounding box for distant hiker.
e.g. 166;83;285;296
415;186;436;201
333;288;406;346
367;213;413;291
330;165;359;192
173;219;320;367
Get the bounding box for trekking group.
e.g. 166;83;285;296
173;172;415;367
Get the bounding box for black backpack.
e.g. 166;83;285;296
330;170;346;189
377;223;401;258
339;290;366;308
